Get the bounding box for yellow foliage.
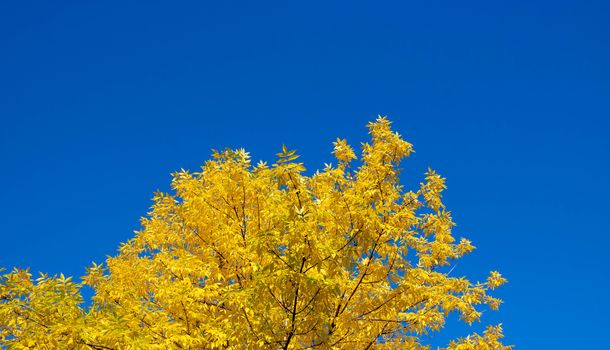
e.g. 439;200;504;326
0;117;510;349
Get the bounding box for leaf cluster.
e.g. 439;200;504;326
0;117;509;349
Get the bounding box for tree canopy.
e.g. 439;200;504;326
1;117;509;349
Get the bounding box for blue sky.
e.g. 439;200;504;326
1;1;609;347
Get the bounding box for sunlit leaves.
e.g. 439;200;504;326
0;116;509;349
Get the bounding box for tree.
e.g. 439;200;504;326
0;117;509;349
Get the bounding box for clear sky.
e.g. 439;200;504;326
1;1;609;348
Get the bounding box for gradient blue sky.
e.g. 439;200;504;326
1;1;609;348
